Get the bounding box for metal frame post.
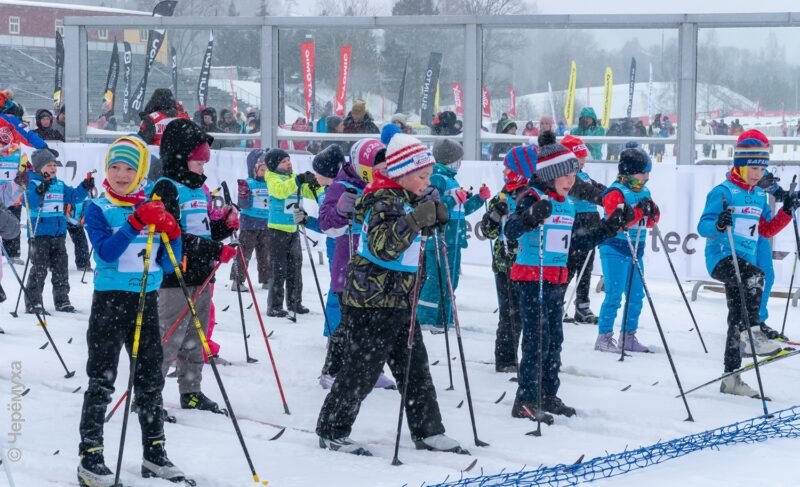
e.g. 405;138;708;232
677;21;698;165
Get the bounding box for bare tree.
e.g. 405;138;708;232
448;0;526;15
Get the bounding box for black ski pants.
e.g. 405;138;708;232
267;229;302;311
25;235;70;310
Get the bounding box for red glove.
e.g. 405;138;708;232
478;185;491;201
223;206;240;230
237;179;251;200
453;189;469;205
128;201;166;231
219;245;238;263
156;212;182;240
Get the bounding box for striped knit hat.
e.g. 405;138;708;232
734;129;770;167
105;135;149;193
503;145;537;179
535;143;579;182
385;134;435;179
560;134;589;159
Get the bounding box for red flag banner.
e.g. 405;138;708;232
334;46;352;117
452;82;463;118
508;85;517;119
300;40;315;122
482;86;491;119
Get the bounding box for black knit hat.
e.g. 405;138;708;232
432;139;464;165
159;119;214;179
618;141;652;175
313;145;345;178
535;143;579;182
265;148;290;172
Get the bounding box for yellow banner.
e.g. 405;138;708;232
434;81;440;114
564;61;576;127
602;67;613;129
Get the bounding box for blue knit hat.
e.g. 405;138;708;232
734;129;770;167
381;123;401;145
503;145;537;179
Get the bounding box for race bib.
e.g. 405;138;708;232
545;228;571;254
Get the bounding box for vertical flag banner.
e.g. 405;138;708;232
278;65;286;126
396;56;408;114
102;39;120;114
647;63;653;124
452;82;464;118
53;31;64;109
229;68;238;116
419;52;443;127
171;47;178;99
300;39;315;122
482;85;491;119
626;57;637;119
508;85;517;119
334;45;352;117
128;0;177;120
547;82;556;122
122;41;132;120
564;60;577;126
196;30;214;109
602;67;613;129
434;81;440;115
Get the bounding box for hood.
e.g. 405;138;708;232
159;119;214;187
246;149;266;179
36;109;54;128
579;107;598;121
141;88;177;117
201;107;218;125
498;118;517;133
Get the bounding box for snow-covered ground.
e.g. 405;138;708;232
1;243;799;486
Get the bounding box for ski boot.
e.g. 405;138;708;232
373;372;396;390
594;333;621;353
740;327;782;357
77;447;114;487
55;302;76;313
720;373;768;400
573;303;598;325
618;331;651;353
142;439;194;485
180;391;228;416
289;304;310;314
542;396;576;417
760;322;790;342
267;308;289;318
511;399;555;425
414;434;470;455
318;436;373;456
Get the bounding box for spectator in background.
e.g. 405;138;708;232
716;119;729;136
34;109;64;142
198;107;224;149
606;119;623;160
522;121;537;137
491;118;517;161
649;113;665;158
539;115;555;135
343;99;379;137
246;117;261;149
557;119;567;136
432;110;461;136
218;108;244;148
729;118;744;136
54;106;66;140
571;107;605;160
795;119;800;137
781;121;789;137
697;119;714;157
137;88;188;146
496;113;509;133
634;119;647;137
391;113;413;135
321;115;349;154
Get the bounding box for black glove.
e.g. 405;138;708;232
405;200;438;233
296;171;320;190
14;170;29;188
636;198;658;219
35;179;51;196
716;208;733;231
522;199;552;229
605;203;635;233
434;201;449;226
757;171;780;191
292;207;308;225
782;191;800;215
81;177;95;191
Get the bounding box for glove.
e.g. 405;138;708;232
219;245;238;264
420;186;440;202
35;179;51;196
522;199;552;228
128;201;166;231
716;208;733;231
478;185;492;201
757;171;780;191
488;200;509;223
336;190;358;217
405;200;438;232
605;204;636;233
14;170;29;188
782;191;800;215
453;189;469;205
223;206;240;229
295;171;319;190
81;177;95;191
636;198;658;219
237;179;252;200
156;212;182;240
434;201;449;226
293;207;308;225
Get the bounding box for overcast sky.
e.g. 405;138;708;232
532;0;798;14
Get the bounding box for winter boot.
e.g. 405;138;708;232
318;436;372;456
56;303;76;313
78;265;93;273
511;398;555;425
618;331;651;353
574;303;598;325
77;447;114;487
25;304;49;316
414;434;470;455
720;373;764;399
496;364;518;373
142;439;193;485
0;283;6;303
319;374;335;389
180;392;228;415
594;333;621;353
542;396;576;417
760;322;790;342
373;372;396;390
289;304;309;314
267;308;289;318
230;281;246;292
740;327;782;357
11;257;23;266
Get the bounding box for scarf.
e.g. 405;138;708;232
103;179;146;207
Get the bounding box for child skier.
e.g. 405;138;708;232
0;125;27;267
418;138;491;331
150;119;238;414
697;129;797;397
595;142;659;354
233;149;271;291
24;148;92;314
559;133;607;324
316;134;466;456
505;142;632;422
263;148;320;317
78;135;188;486
479;145;534;373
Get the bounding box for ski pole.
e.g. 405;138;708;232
653;223;708;353
619;217;647;362
113;221;156;487
0;243;74;378
298;186;333;336
562;248;594;321
781;175;800;337
80;247;94;284
11;191;43;318
722;196;770;416
158;230;269;484
438;230;489;447
392;234;429;466
530;212;546;437
432;229;455;391
622;230;695;422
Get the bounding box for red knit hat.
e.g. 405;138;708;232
561;134;589;159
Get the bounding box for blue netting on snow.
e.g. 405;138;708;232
423;405;800;487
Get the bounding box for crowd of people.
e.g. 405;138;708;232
2;85;800;485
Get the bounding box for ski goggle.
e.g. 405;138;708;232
620;175;647;192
